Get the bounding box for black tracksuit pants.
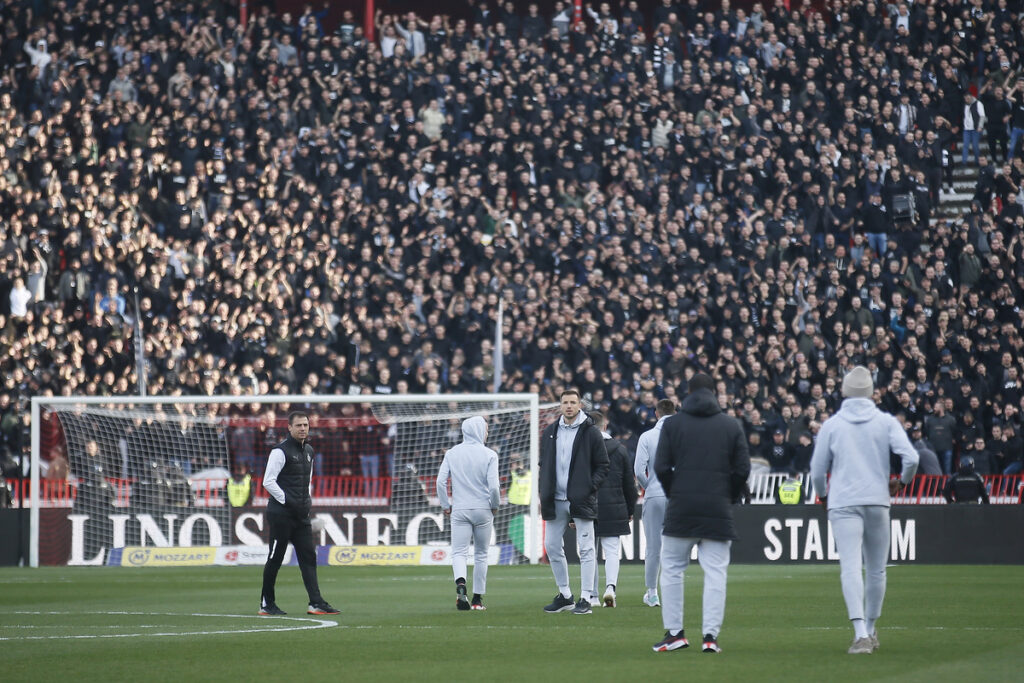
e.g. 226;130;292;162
261;509;322;606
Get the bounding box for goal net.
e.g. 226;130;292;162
29;394;558;567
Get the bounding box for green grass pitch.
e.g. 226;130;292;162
2;564;1022;682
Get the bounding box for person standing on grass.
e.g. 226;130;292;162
589;411;637;608
811;366;919;654
437;416;500;611
634;398;675;607
260;411;339;617
540;389;609;615
652;373;750;654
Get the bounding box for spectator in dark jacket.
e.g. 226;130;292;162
925;403;957;474
766;429;794;472
652;373;750;654
589;411;637;609
540;389;609;615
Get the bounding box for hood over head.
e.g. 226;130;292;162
681;388;722;418
462;415;487;444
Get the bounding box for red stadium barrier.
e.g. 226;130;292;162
12;475;394;507
13;474;1022;506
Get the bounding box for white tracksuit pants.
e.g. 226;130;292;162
660;535;731;637
592;536;621;598
642;496;666;592
544;500;596;601
829;506;890;623
451;508;493;596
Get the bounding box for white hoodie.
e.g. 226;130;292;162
811;398;919;509
634;415;670;498
436;416;500;511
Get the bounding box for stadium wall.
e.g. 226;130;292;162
7;504;1024;566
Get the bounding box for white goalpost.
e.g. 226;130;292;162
29;394;558;568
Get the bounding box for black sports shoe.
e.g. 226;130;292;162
471;594;486;611
307;600;340;615
572;598;592;615
456;584;470;611
702;634;721;653
543;593;575;613
258;603;286;616
652;630;689;652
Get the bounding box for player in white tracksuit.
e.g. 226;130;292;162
634;399;675;607
811;366;919;654
437;416;500;611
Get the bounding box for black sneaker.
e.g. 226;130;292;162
471;594;486;611
258;603;286;616
307;600;340;615
543;593;575;613
702;634;721;653
653;630;689;652
456;584;470;611
572;598;592;615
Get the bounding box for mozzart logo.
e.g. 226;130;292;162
326;546;423;566
333;547;359;565
127;548;151;566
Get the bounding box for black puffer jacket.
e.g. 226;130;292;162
539;415;609;520
595;435;638;537
654;388;751;541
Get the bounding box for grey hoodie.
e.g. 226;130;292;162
811;398;919;509
436;416;500;511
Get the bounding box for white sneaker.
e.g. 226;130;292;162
869;632;879;652
643;592;660;607
848;637;874;654
603;585;616;608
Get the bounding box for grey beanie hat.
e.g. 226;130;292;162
842;366;874;398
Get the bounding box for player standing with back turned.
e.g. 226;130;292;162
810;366;919;654
437;416;500;610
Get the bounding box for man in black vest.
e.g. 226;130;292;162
259;411;339;616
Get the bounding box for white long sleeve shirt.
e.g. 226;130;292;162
810;398;919;509
635;415;670;498
436;416;500;511
262;447;312;504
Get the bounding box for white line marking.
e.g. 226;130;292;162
1;611;337;641
800;626;1022;632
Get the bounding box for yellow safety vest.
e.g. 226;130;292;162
778;479;802;504
508;471;531;506
227;474;252;507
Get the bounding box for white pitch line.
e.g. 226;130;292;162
1;611;337;641
800;626;1022;632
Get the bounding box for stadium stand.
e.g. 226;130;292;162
0;0;1023;505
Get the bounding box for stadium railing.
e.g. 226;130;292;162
12;473;1022;507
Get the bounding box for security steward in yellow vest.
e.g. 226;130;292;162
227;470;253;507
777;477;803;504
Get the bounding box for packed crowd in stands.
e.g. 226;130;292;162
2;0;1024;483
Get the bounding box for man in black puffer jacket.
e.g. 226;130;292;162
651;373;751;654
589;411;637;609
